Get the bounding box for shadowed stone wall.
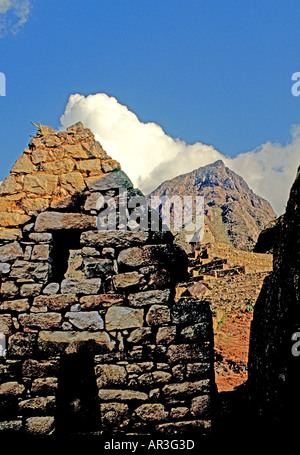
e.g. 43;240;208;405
248;165;300;430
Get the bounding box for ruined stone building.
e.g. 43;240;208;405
0;123;215;437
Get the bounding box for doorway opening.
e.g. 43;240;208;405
49;229;81;283
55;353;101;435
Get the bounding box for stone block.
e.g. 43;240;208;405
0;315;12;335
24;174;58;195
156;326;176;344
98;389;148;401
95;364;127;388
1;299;29;312
76;159;101;172
64;250;85;279
29;232;52;243
155;419;211;435
61;278;101;294
32;294;77;311
31;244;50;261
0;242;23;262
84;193;104;211
0;212;31;227
31;149;49;164
162;380;210;399
65;311;104;330
42;283;60;295
21;197;50;215
84;258;113;278
126;363;154;374
22;359;59;378
19;396;55;416
42;159;75;174
85;170;133;191
138;371;172;387
0;420;22;432
100;402;129;428
80;230;149;248
166;344;209;364
190;395;210;418
172;365;185;382
0;281;18;297
25;416;55;435
105;306;144;331
128;289;170;307
35;212;96;231
170;407;189;420
0;381;25;396
31;378;58;396
112;272;143;290
117;247;144;268
37;330;115;355
8;332;37;357
135;403;168;422
127;327;152;344
81;246;101;257
101;159;120;173
18;313;62;330
60;172;85;192
63;143;88;159
146;305;170;325
10;260;49;281
80;294;125;309
82;140;107;158
0;228;21;241
0;176;22;195
20;283;43;297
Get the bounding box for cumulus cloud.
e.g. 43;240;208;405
0;0;31;36
60;93;300;215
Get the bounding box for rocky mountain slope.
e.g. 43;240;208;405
148;160;276;251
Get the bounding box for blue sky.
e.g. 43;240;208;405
0;0;300;213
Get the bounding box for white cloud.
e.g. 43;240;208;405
0;1;11;14
0;0;31;36
60;93;300;215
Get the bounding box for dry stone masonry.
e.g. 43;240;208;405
0;123;215;437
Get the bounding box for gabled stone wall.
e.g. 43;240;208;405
0;123;215;437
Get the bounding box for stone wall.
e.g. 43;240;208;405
0;123;215;437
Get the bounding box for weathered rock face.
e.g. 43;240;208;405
248;166;300;425
149;160;276;252
0;123;215;437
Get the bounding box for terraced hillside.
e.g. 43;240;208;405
175;242;273;391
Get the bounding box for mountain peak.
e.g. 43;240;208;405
149;161;276;251
211;159;226;169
